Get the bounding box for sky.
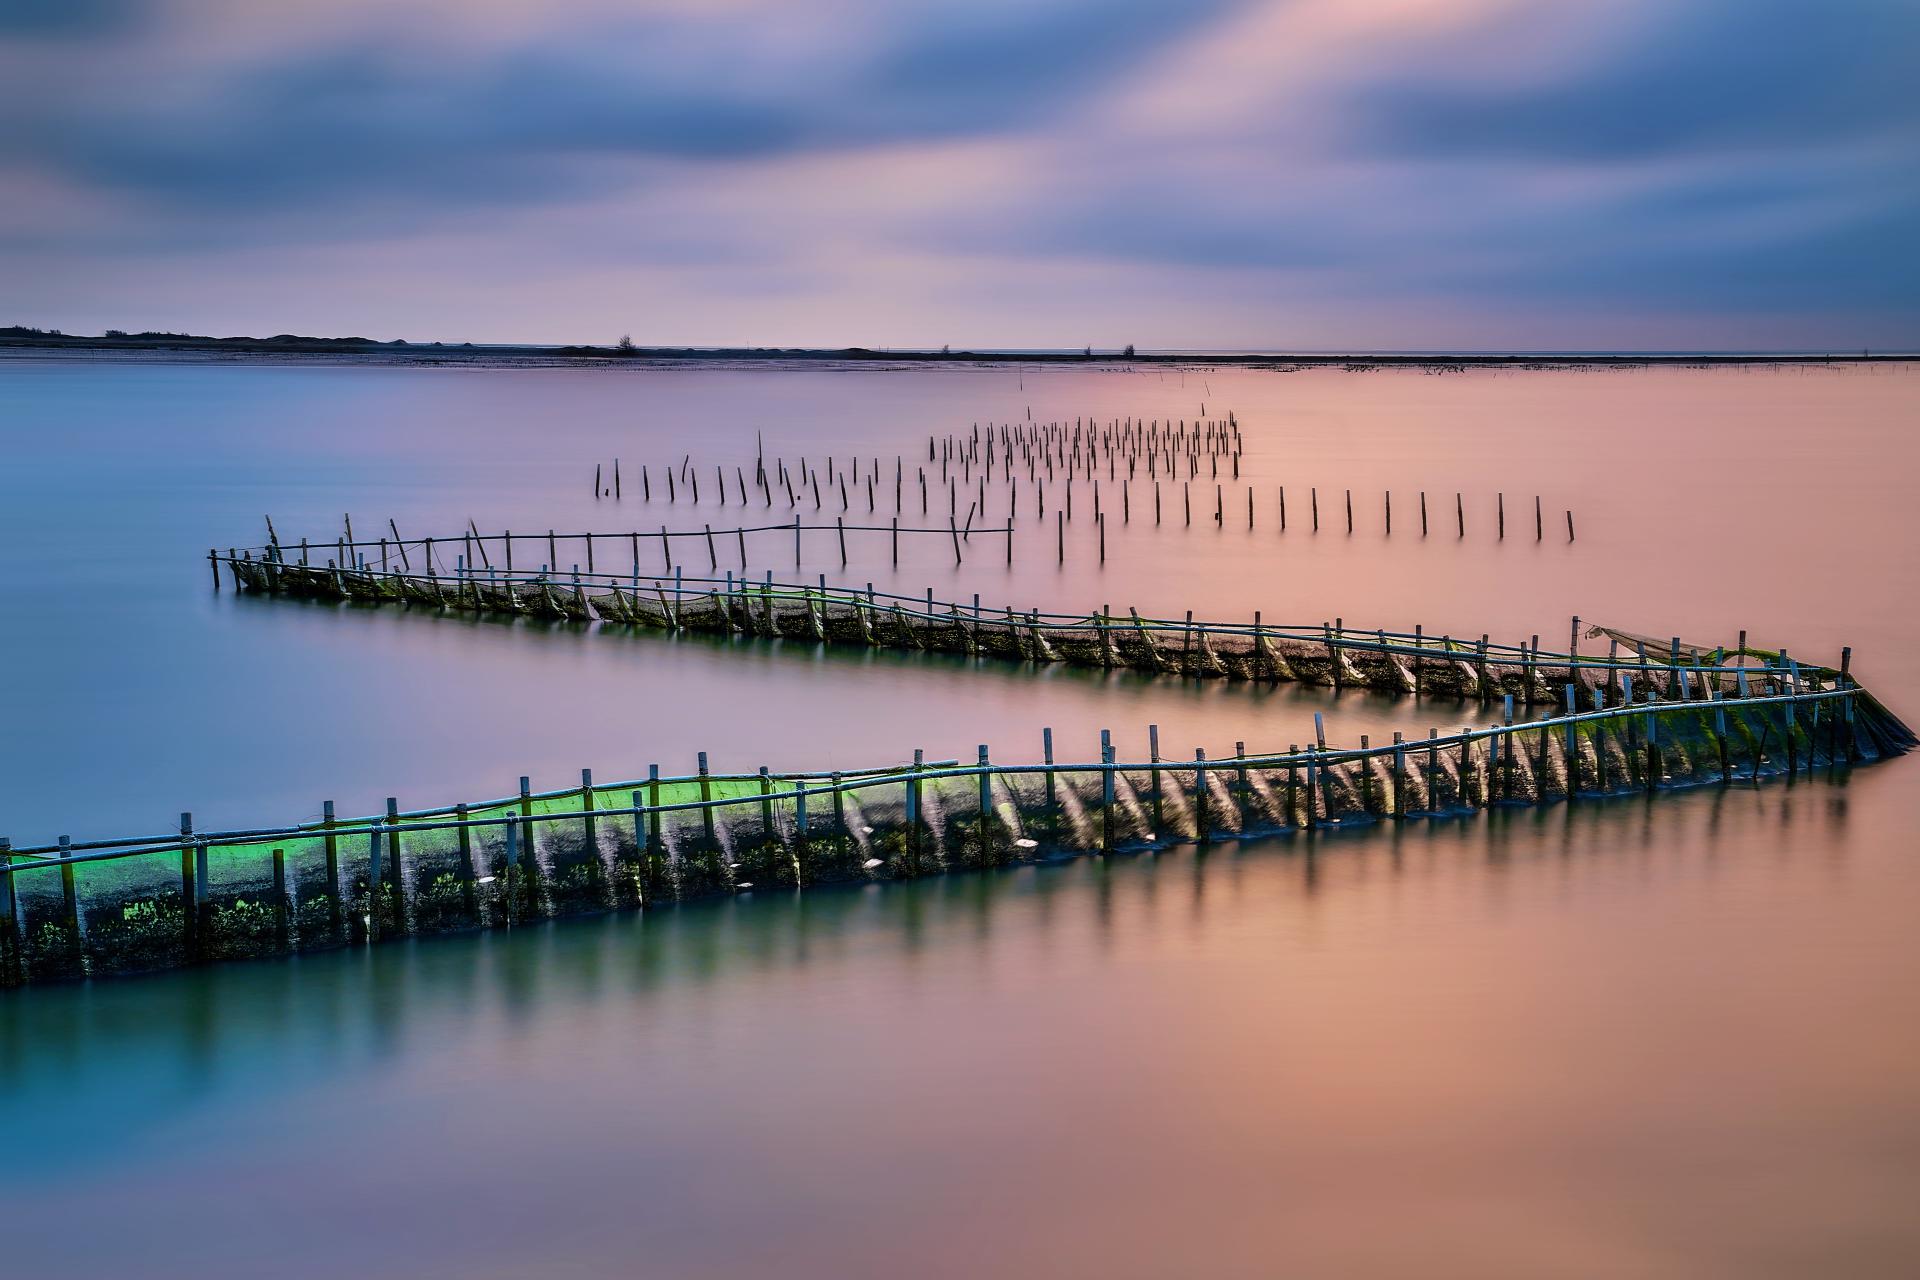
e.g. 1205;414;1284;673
2;0;1915;350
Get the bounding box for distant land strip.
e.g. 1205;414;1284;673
2;325;1913;369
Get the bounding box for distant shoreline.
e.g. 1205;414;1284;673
2;329;1912;371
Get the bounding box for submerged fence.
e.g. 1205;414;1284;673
3;676;1907;988
0;540;1906;988
219;541;1888;710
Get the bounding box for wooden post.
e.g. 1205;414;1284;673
502;817;522;925
1712;693;1731;783
1042;727;1056;818
1564;686;1581;795
180;811;200;959
1593;688;1610;791
366;825;383;944
906;750;923;869
977;745;994;857
698;753;716;846
1841;646;1858;763
1194;747;1210;843
56;836;83;968
1148;723;1163;829
1458;731;1475;809
757;767;775;852
1305;746;1321;828
1100;730;1115;852
518;808;540;906
1500;696;1515;802
628;789;650;904
271;847;290;948
1536;698;1552;793
1420;491;1427;535
1235;741;1250;827
1645;695;1661;791
1359;735;1373;813
517;775;538;917
454;801;478;919
0;839;19;985
384;797;405;933
1391;732;1405;818
580;768;598;855
1456;492;1464;536
1427;729;1440;811
320;800;340;941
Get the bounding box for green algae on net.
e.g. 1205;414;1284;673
2;645;1908;987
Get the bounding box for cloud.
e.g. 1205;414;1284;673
3;0;1244;222
1353;0;1920;161
3;0;1915;346
0;0;138;38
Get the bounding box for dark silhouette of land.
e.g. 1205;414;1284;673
1;325;1906;368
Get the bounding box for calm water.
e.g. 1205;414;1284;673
3;359;1918;1276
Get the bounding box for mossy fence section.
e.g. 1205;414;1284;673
3;682;1903;989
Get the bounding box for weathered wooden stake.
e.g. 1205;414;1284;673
1043;727;1057;815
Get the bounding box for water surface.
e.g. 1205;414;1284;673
2;360;1917;1276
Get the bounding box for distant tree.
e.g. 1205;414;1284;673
942;343;951;355
1083;345;1092;357
616;334;635;352
1123;343;1135;358
105;329;128;339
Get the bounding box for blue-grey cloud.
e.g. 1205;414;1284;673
1355;0;1920;161
0;0;137;38
4;0;1916;345
4;0;1244;220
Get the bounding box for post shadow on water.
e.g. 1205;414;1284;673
0;767;1855;1181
